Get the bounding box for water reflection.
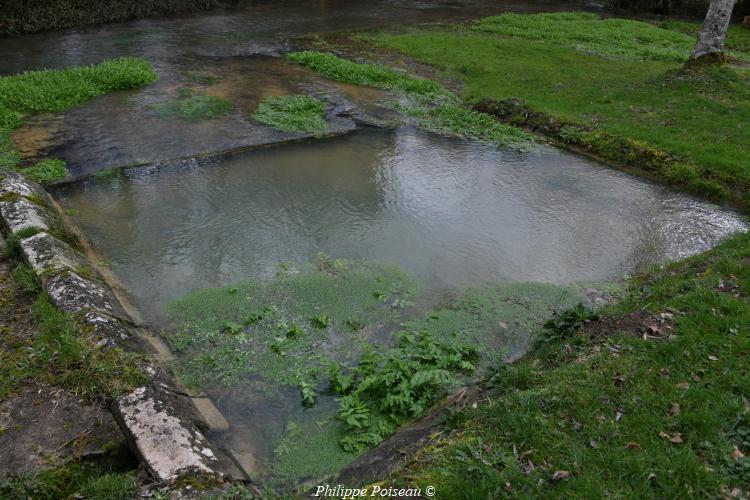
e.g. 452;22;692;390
53;126;747;325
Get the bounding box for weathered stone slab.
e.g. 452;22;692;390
44;271;127;319
19;231;92;279
82;310;133;347
0;171;51;205
0;196;55;234
114;386;222;481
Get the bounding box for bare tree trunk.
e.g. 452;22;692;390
690;0;737;63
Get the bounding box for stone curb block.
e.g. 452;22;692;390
113;386;220;482
45;270;129;320
0;171;53;204
0;196;55;234
19;231;94;281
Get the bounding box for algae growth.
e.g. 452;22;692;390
164;257;593;482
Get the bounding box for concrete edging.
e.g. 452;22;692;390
0;170;244;483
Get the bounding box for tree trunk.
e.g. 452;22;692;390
690;0;737;63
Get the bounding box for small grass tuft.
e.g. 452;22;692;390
21;158;69;184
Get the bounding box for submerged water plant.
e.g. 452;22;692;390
153;90;232;121
251;94;327;133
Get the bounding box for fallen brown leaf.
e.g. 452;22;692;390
626;442;641;449
551;470;570;481
677;381;690;390
669;433;683;444
731;446;745;460
658;431;670;439
669;403;681;416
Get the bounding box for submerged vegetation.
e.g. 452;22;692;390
366;12;750;208
165;256;588;480
153;89;232;121
287;51;531;147
0;57;156;182
251;94;327;133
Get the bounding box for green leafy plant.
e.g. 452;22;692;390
331;331;478;451
310;314;331;329
540;303;598;343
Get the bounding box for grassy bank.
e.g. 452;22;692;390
0;57;157;183
383;230;750;498
356;13;750;208
287;12;750;496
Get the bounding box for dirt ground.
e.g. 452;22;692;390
0;245;128;479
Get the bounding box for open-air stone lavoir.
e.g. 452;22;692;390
1;0;750;498
0;171;244;484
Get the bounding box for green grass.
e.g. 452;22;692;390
367;14;750;205
153;92;232;121
0;292;146;400
385;231;750;497
22;158;69;184
474;12;694;62
288;51;443;97
0;57;156;173
251;94;327;133
287;51;531;147
0;462;137;500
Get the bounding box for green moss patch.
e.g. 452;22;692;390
251;94;327;133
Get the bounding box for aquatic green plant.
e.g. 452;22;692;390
153;92;232;121
22;158;69;184
473;12;694;62
164;257;417;390
330;330;479;452
539;303;599;343
251;94;327;133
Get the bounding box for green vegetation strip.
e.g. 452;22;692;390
287;51;531;147
251;94;327;133
0;289;146;401
0;57;157;183
365;12;750;208
385;230;750;498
